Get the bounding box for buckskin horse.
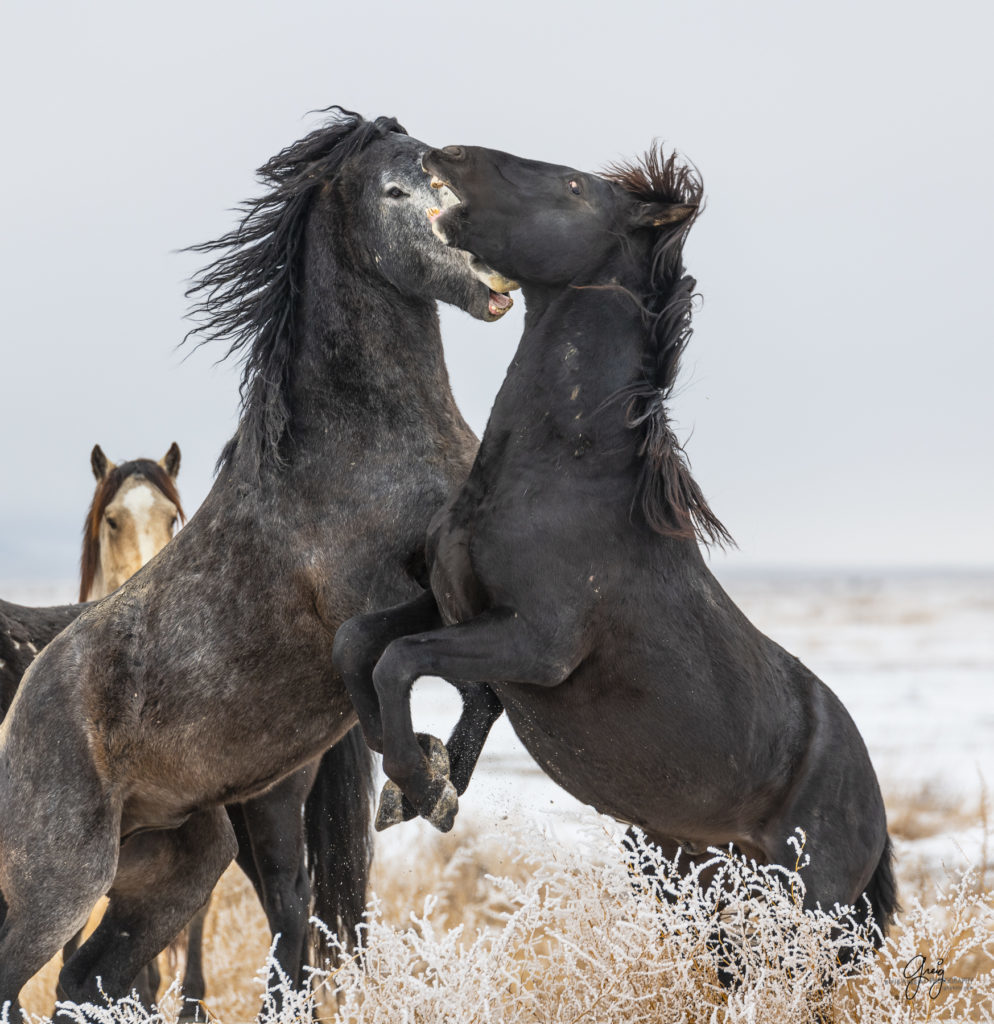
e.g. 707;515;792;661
0;108;514;1017
2;444;183;718
80;444;185;602
333;142;898;946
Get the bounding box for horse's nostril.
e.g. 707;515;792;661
441;146;465;160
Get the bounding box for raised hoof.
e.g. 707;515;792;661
375;780;405;832
419;732;450;777
426;777;459;833
375;734;459;832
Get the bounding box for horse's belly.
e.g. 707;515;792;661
494;677;754;841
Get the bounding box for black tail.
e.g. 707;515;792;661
304;726;375;968
858;834;900;944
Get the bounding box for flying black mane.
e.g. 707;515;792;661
603;147;732;547
185;107;407;472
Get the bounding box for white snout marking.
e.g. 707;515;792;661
123;483;160;567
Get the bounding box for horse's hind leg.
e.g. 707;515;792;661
177;902;209;1014
622;830;752;987
238;769;316;1008
0;842;117;1017
59;807;236;1010
63;932;161;1010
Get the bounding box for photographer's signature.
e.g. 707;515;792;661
903;954;946;1001
900;954;974;1001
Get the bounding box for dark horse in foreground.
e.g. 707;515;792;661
334;143;898;945
0;109;512;1017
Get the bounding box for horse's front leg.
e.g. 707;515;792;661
333;590;442;752
442;683;505;798
371;610;577;831
334;592;506;827
376;682;505;829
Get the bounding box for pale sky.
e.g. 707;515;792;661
1;0;992;585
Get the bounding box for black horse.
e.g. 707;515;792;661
0;109;512;1018
1;601;80;718
334;143;898;944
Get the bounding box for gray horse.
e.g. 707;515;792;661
0;109;511;1017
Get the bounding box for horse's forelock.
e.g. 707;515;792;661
258;108;408;189
602;144;702;210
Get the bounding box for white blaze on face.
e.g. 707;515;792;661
122;482;161;568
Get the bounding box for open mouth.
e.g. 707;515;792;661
486;289;513;317
425;175;516;318
429;174;455;196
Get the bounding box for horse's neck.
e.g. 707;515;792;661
299;275;454;433
487;283;647;454
228;248;470;482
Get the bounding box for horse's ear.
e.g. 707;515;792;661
90;444;114;481
160;442;181;479
631;201;698;229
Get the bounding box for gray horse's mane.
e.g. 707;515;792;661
184;107;407;473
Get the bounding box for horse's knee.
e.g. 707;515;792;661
332;615;377;681
371;638;415;703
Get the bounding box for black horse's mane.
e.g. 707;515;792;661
603;147;733;547
185;107;407;472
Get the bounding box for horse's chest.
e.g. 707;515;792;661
428;514;485;625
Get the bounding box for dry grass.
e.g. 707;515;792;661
885;779;980;842
10;791;994;1024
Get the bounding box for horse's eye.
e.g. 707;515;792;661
568;179;582;196
105;515;118;530
170;516;178;531
385;185;408;199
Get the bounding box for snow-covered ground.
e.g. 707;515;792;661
5;571;993;873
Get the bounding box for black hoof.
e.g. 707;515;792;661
177;997;208;1023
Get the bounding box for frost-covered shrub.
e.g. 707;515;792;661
8;822;994;1024
319;825;994;1024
